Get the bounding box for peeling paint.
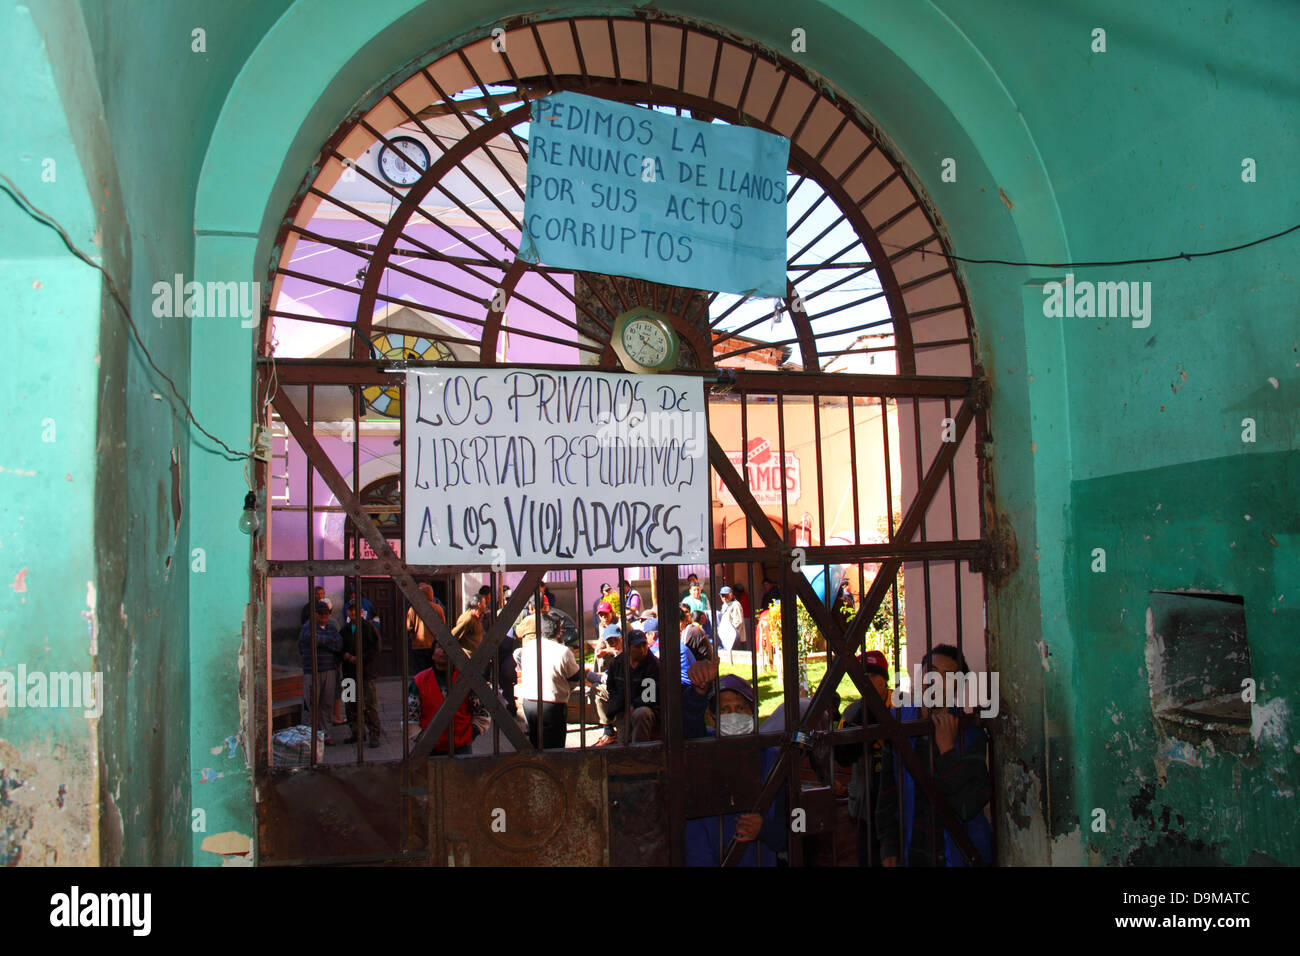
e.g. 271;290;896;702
200;830;251;859
1251;697;1290;748
1050;828;1082;867
1155;736;1201;771
208;734;239;759
82;581;97;656
10;569;27;593
0;739;97;866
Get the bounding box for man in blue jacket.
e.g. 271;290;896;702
876;644;992;866
683;670;786;866
299;600;343;745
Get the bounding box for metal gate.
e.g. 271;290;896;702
251;12;1000;866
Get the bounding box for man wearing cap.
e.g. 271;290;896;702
299;600;343;745
683;664;786;865
586;624;622;731
833;649;893;865
517;610;596;749
592;583;614;631
593;598;616;636
590;620;621;677
875;643;992;866
593;628;660;746
717;586;746;660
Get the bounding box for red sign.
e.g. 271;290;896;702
746;436;772;466
716;442;800;506
346;537;403;560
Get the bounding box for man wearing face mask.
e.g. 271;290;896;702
875;643;992;866
682;666;787;866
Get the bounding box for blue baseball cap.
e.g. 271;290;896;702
602;624;622;639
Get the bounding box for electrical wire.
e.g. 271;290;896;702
891;221;1300;269
1;172;250;464
7;162;1297;458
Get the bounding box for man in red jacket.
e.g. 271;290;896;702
407;640;490;756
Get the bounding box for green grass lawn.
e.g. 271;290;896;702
719;658;869;721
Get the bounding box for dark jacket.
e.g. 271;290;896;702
685;743;786;866
875;705;992;866
833;696;890;820
604;650;660;723
681;624;712;662
299;619;342;672
498;633;518;703
340;617;380;680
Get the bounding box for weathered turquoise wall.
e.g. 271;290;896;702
4;0;1294;865
1;0;111;865
929;1;1299;863
73;0;294;865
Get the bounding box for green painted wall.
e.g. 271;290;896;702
929;1;1299;863
1073;451;1298;864
73;0;295;865
4;0;1294;865
1;0;109;865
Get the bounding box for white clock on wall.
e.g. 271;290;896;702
611;307;680;373
377;136;430;188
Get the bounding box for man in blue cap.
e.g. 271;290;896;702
587;623;622;731
592;628;659;746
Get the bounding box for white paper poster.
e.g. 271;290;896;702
404;369;709;567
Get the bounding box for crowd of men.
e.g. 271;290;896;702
297;576;992;866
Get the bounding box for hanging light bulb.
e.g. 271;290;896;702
238;491;260;535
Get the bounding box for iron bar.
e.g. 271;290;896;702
272;390;534;753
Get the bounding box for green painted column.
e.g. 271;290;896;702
0;0;104;866
189;234;261;865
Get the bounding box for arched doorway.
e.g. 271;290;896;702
253;11;994;866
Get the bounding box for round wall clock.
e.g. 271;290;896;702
377;136;430;187
362;332;451;417
611;307;680;373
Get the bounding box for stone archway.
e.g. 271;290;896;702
191;0;1071;865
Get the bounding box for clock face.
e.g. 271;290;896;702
377;136;430;187
611;308;679;372
623;318;673;367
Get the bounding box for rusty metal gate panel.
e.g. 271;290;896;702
430;750;606;866
605;751;671;867
257;762;427;865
